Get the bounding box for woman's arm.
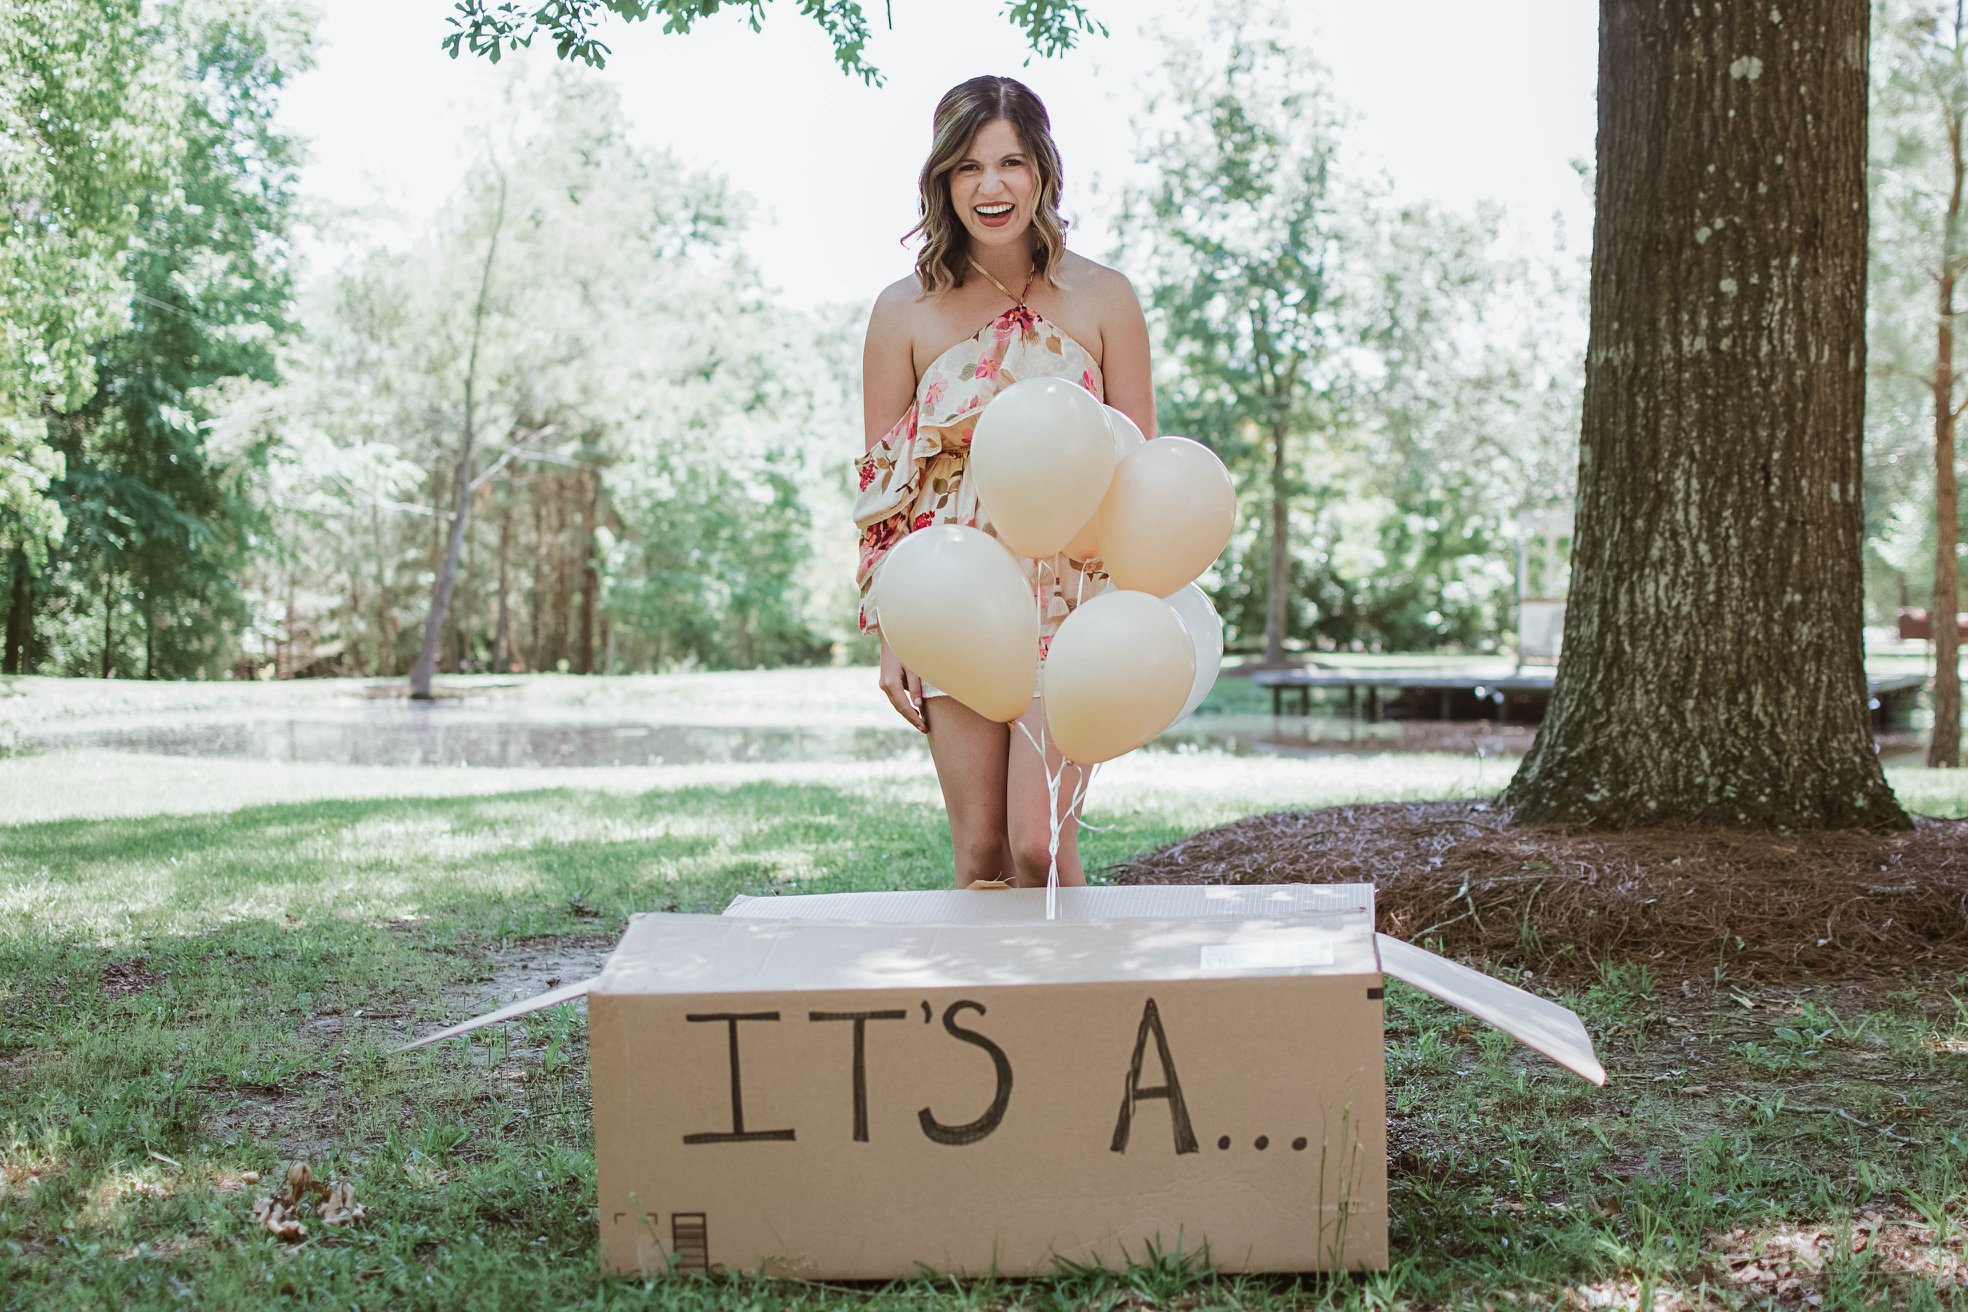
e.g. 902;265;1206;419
1096;270;1157;439
863;282;919;449
859;281;929;733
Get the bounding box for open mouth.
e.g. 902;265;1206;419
975;203;1014;227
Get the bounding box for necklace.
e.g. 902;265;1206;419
969;257;1036;307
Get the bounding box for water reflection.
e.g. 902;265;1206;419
26;705;1933;768
36;713;917;768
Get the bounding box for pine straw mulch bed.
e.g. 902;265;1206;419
1109;801;1968;985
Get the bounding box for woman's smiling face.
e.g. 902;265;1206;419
948;118;1036;254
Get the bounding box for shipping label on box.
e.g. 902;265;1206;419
589;913;1388;1279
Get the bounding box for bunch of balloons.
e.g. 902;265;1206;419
872;376;1233;766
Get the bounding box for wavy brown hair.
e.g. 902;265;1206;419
907;76;1068;298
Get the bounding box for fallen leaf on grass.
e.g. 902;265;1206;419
251;1193;306;1241
248;1161;367;1242
319;1180;367;1227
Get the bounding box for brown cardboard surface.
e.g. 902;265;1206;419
599;911;1377;994
593;967;1387;1278
723;883;1372;924
1375;934;1607;1085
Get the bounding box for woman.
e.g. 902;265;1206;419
853;75;1155;889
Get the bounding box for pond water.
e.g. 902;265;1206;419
24;701;1930;768
24;703;1552;767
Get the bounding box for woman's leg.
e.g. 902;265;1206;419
925;695;1013;886
1005;698;1087;888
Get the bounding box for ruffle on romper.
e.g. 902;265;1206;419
851;305;1107;639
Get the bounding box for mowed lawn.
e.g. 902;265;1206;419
2;672;1966;1310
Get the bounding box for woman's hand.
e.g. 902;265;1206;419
879;637;928;733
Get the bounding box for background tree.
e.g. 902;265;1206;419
0;0;175;671
35;0;310;680
1870;0;1968;768
265;74;849;681
1122;8;1352;666
1128;6;1585;660
1504;0;1907;828
1344;203;1584;652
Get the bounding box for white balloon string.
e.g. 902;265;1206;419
1014;715;1065;921
1025;553;1063;919
1073;761;1109;829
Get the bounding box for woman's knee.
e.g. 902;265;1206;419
952;831;1006;882
1009;830;1072;882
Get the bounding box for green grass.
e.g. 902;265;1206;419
3;677;1967;1309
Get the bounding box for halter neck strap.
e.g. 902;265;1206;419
969;257;1035;306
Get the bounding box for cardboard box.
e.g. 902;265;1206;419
405;883;1602;1279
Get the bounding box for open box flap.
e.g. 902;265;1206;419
1376;934;1605;1085
393;976;596;1053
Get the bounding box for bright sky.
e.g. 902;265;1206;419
279;2;1598;310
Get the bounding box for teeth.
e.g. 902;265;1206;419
977;204;1013;216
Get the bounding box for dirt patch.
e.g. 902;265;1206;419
204;1083;350;1167
100;958;160;999
443;934;615;1011
1703;1207;1967;1303
1110;801;1968;984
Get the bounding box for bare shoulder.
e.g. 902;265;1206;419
868;273;925;330
1058;251;1142;313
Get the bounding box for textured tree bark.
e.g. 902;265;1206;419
550;475;571;669
576;467;599;675
3;551;30;675
1932;99;1964;768
528;475;546;669
1504;0;1907;827
493;489;513;674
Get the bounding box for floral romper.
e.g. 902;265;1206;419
852;298;1108;695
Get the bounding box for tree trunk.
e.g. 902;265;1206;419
551;475;571;669
1264;415;1289;665
528;473;546;669
577;467;599;675
1504;0;1907;828
410;172;507;700
1930;93;1965;768
143;589;155;680
3;551;31;675
493;488;513;673
100;568;115;679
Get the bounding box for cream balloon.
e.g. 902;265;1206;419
1095;436;1236;596
1165;583;1225;724
1040;590;1195;764
1061;406;1148;562
872;525;1037;722
969;377;1117;559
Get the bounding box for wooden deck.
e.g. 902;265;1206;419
1250;666;1929;725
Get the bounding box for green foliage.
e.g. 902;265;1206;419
268;73;853;677
441;0;1106;83
1867;0;1968;625
1125;3;1582;655
0;0;176;568
41;0;309;679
